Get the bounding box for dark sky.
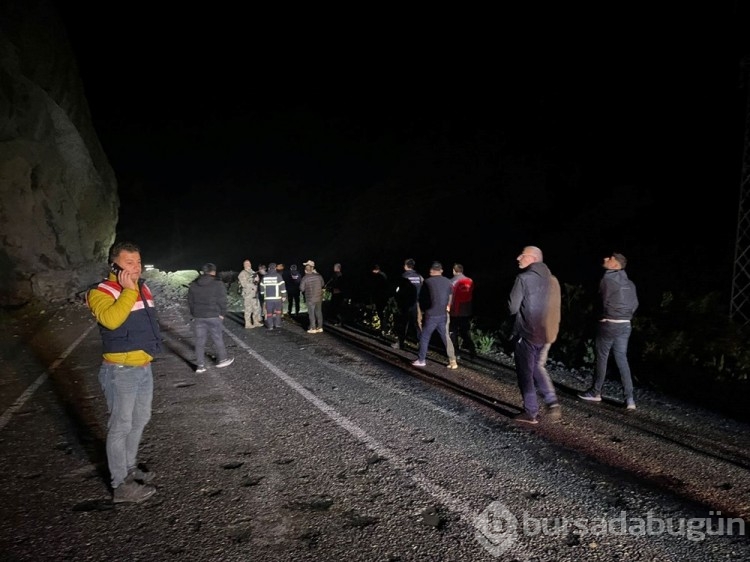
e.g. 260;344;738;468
56;3;749;308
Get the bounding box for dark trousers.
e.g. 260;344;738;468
593;321;634;400
417;314;456;362
394;305;421;347
449;315;476;357
287;292;300;315
193;317;227;366
514;337;557;418
330;293;344;324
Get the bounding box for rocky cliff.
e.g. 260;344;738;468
0;0;118;306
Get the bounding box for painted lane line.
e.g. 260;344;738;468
0;323;96;432
226;329;479;527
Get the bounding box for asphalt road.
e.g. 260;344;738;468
1;297;749;561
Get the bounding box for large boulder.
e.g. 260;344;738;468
0;0;118;306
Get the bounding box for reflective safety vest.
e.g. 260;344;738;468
260;273;287;301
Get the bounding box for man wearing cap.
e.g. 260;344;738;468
412;261;458;369
299;260;324;333
187;263;234;373
579;252;639;410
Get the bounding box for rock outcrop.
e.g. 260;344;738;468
0;0;118;306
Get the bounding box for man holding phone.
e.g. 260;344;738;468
86;241;161;503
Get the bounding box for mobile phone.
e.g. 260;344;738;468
110;262;124;275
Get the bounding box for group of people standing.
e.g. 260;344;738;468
85;241;638;504
390;248;639;427
390;259;477;362
238;258;326;334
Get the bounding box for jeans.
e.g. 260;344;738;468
537;342;552;378
417;314;456;362
194;317;228;365
514;337;558;418
98;363;153;488
593;321;634;400
307;301;323;330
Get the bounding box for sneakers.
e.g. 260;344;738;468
113;480;156;504
626;398;636;410
411;359;426;367
578;390;602;402
216;357;235;368
195;365;207;374
315;328;323;333
447;361;458;370
513;412;539;425
307;328;317;333
546;403;562;422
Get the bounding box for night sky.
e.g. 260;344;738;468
56;3;749;311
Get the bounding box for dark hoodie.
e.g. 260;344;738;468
188;273;227;318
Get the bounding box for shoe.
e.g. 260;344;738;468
113;480;156;504
216;358;234;368
447;361;458;370
390;342;401;349
307;329;316;333
412;359;426;367
626;398;636;410
128;467;155;484
578;390;602;402
195;365;207;374
513;412;538;425
546;403;562;422
315;328;323;333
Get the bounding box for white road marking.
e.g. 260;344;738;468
226;329;479;527
0;324;96;431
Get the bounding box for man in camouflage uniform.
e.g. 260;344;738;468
238;259;263;328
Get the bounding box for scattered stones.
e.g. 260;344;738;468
343;509;379;528
416;506;442;528
241;475;264;487
366;453;385;465
286;495;334;512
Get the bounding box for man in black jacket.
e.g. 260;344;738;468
188;263;234;373
391;258;423;350
508;246;562;424
579;252;639;410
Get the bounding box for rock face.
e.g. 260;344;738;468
0;0;118;306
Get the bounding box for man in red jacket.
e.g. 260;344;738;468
449;264;477;359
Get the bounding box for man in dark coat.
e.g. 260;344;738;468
188;263;234;373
